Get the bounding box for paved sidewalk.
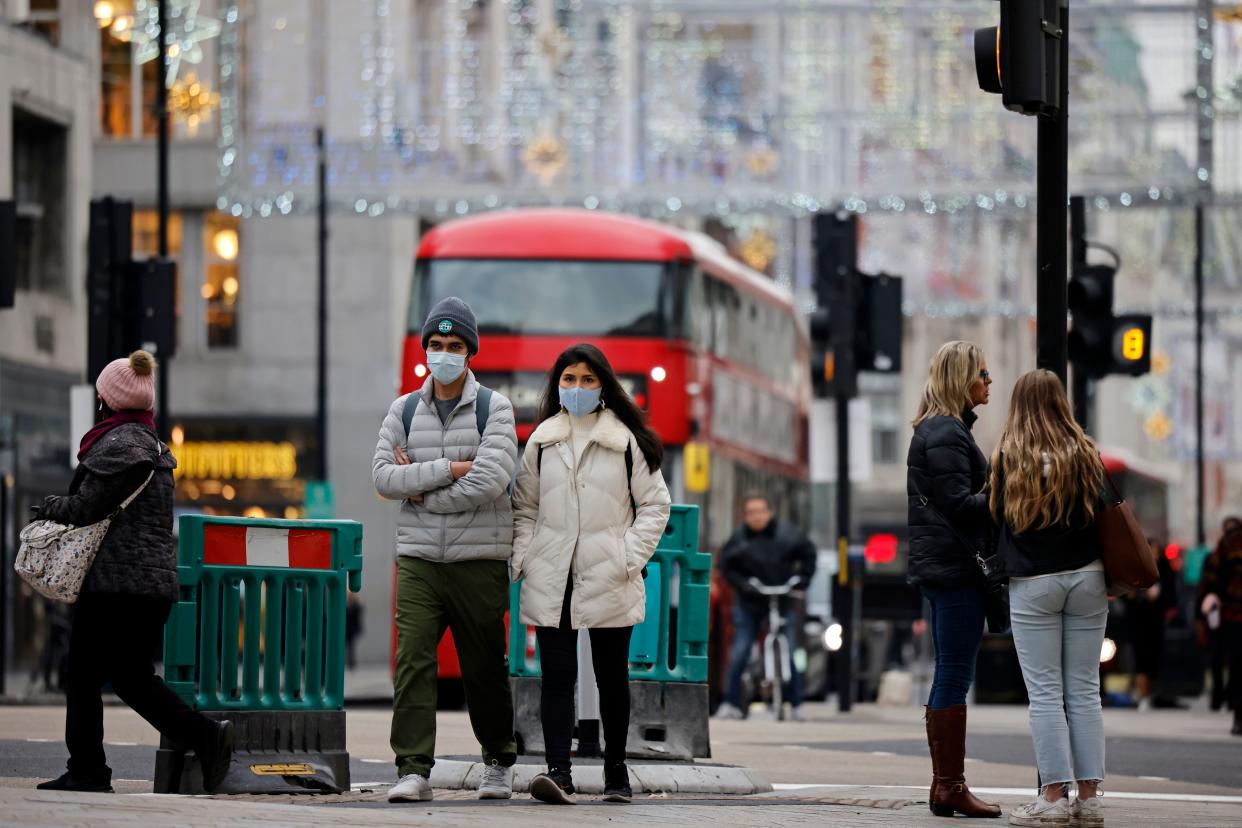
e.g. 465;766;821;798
2;785;1241;827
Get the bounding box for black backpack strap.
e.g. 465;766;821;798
401;392;419;440
625;444;636;517
475;386;493;438
537;443;545;472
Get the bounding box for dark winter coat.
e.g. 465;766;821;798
719;518;817;612
1200;528;1242;624
906;410;990;589
38;422;179;602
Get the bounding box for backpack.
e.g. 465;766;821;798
402;386;492;441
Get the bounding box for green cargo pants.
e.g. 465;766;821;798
391;557;517;779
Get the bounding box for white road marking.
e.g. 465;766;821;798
115;779;148;783
359;758;389;764
780;745;811;751
351;782;392;790
869;751;896;757
1139;776;1170;782
24;738;55;743
105;741;138;747
771;783;1242;805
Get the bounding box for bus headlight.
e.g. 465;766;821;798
1100;638;1117;664
823;623;844;652
414;364;428;378
650;366;667;383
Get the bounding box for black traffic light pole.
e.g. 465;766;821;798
316;127;329;482
1036;0;1069;386
1194;203;1205;547
155;0;171;439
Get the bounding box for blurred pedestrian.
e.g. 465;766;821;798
33;351;234;794
714;492;816;721
513;343;670;805
991;370;1108;828
906;340;1000;819
1199;516;1240;713
1125;540;1174;711
344;592;364;671
1198;519;1242;736
373;297;519;802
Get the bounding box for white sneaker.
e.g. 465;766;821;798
1009;795;1070;826
712;702;744;720
477;760;512;800
1070;795;1103;828
388;772;433;802
789;705;807;722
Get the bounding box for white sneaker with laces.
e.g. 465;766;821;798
1070;795;1103;828
477;760;512;800
1009;795;1070;826
388;773;434;802
712;702;744;720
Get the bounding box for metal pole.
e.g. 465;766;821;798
1194;203;1205;547
832;215;857;714
155;0;171;439
316;127;329;481
1069;195;1089;429
1035;0;1069;385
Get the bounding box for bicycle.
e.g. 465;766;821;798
745;575;802;721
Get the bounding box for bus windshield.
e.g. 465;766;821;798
410;259;669;337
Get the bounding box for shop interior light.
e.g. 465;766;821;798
212;227;240;261
94;1;115;26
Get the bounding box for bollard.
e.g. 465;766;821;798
510;505;712;760
154;515;363;795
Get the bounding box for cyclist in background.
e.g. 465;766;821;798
714;492;816;721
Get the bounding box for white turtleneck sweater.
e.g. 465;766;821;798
568;410;600;467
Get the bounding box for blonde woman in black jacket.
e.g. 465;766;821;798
906;340;1000;819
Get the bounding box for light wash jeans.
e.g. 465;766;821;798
1009;568;1108;786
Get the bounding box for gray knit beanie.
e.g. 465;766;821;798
421;296;479;354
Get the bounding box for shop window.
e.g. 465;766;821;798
17;0;60;45
12;108;67;294
203;213;240;348
95;1;221;139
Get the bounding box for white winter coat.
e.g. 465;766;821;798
512;410;671;629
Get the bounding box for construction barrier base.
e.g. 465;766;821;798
153;710;350;795
513;677;710;761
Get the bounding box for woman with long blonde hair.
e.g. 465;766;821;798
906;340;1000;819
990;370;1107;828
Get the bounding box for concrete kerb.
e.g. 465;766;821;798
428;757;772;795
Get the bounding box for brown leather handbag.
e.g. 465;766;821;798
1096;471;1159;595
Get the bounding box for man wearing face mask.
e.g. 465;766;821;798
373;296;519;803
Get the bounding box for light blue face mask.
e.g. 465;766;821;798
559;385;602;417
426;352;467;385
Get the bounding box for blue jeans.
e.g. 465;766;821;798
724;601;804;708
923;586;985;709
1010;570;1108;785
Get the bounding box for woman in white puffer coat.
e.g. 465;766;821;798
512;343;670;806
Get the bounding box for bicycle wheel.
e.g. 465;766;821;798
769;634;784;718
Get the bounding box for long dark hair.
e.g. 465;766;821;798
537;343;663;471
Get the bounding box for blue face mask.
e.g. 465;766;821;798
426;352;467;385
559;386;602;417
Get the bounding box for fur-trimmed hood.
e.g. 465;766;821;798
527;409;632;453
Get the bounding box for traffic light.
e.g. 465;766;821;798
974;0;1062;116
88;197;178;382
1067;263;1114;377
810;214;904;397
1109;314;1151;376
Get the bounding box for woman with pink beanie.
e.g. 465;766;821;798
32;351;234;794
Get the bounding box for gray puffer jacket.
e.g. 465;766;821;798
372;372;517;562
39;422;178;602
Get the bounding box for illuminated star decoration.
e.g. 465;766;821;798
169;72;220;135
113;0;222;88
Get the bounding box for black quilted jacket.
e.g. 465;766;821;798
905;410;991;589
39;423;179;602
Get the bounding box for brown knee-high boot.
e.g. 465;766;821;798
925;705;1001;818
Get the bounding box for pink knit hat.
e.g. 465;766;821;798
97;350;156;412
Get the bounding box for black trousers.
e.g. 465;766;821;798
65;592;212;777
535;582;633;770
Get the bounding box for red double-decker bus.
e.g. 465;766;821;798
398;208;811;684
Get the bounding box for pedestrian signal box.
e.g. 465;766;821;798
1111;315;1152;376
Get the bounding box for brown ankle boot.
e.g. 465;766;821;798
926;705;1001;818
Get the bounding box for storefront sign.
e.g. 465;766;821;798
174;441;298;481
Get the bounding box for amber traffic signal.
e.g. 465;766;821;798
974;0;1062;116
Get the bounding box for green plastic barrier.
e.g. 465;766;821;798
509;504;710;683
164;515;364;711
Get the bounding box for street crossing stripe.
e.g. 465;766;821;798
203;525;332;569
771;784;1242;805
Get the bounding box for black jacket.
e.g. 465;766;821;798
906;411;990;588
719;518;817;610
39;422;179;602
